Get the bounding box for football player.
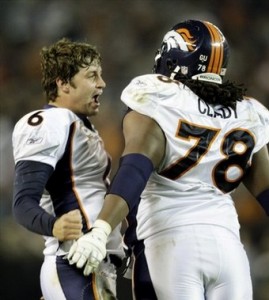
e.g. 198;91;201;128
12;38;124;300
68;20;269;299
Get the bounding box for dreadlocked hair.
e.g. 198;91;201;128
180;78;247;109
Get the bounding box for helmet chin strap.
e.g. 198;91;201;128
170;66;181;79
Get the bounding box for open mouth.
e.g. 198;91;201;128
93;94;100;103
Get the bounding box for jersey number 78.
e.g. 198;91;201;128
160;119;255;193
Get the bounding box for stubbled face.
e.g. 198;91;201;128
54;59;106;117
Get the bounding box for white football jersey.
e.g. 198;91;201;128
12;106;123;256
121;74;269;240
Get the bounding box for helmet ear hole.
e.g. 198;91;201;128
166;59;175;71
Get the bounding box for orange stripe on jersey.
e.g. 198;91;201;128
92;273;100;299
204;22;224;74
176;28;196;51
70;122;92;229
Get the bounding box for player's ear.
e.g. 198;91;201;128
56;77;70;93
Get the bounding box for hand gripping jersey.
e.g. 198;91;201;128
122;74;269;241
12;106;123;257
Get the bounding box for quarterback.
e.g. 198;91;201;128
12;38;124;300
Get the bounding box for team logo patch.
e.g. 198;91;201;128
26;136;43;145
176;28;196;51
163;28;196;52
134;79;147;87
180;66;188;75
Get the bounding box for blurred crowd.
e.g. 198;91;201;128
0;0;269;299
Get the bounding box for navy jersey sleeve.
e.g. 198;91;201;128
13;160;57;236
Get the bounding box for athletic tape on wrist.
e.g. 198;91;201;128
93;219;112;236
108;153;154;211
257;189;269;215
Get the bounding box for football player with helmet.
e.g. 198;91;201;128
68;20;269;299
12;38;124;300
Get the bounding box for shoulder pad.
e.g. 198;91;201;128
121;74;180;114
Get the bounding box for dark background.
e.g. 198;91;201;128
1;0;269;299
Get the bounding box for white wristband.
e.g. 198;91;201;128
93;219;112;236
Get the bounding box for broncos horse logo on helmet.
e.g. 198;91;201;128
153;20;229;84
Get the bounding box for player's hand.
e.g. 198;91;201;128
52;209;83;241
67;219;111;276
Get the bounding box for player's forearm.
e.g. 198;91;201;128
13;200;57;236
98;194;129;230
13;160;56;236
97;153;154;230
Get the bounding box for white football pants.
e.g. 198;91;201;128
136;224;252;300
